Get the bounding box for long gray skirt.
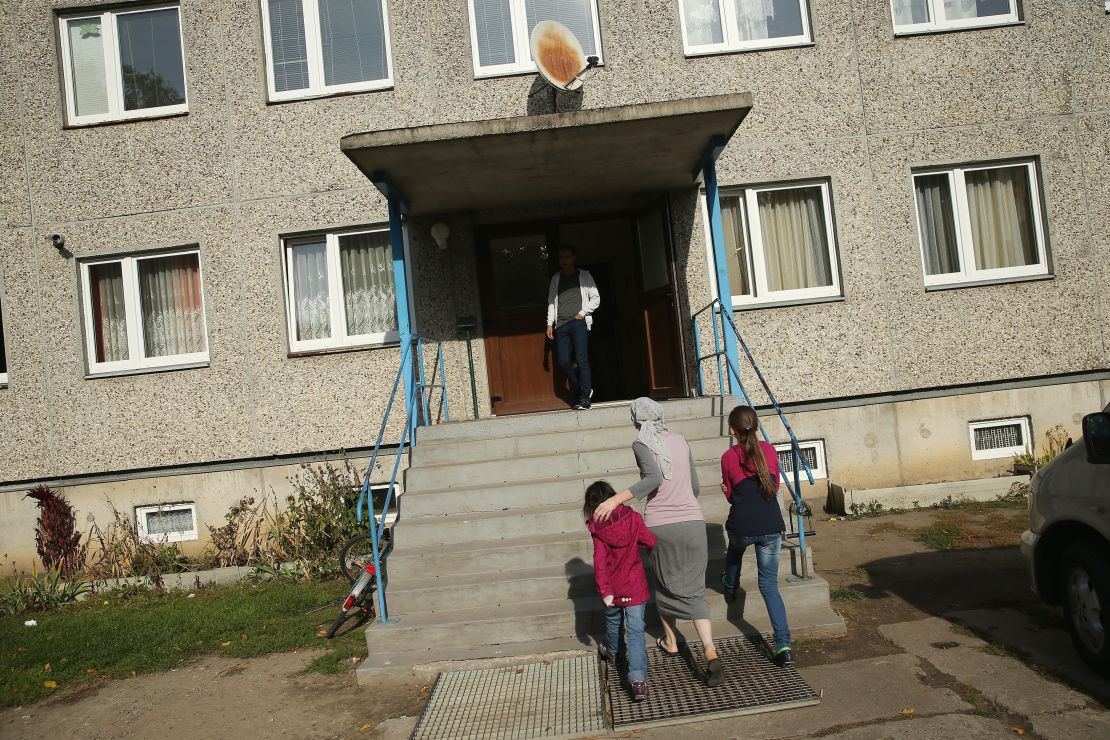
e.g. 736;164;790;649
649;520;710;621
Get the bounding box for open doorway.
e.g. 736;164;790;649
476;205;687;416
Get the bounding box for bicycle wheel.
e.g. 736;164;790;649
339;534;378;585
325;607;350;639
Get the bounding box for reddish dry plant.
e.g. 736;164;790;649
24;485;84;577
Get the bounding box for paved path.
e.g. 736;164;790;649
378;614;1110;739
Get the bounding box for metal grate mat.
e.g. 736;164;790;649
605;634;820;730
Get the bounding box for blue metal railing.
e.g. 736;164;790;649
355;336;449;623
692;298;815;575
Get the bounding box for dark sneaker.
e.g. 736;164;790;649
720;571;736;602
597;643;615;662
631;681;648;701
773;648;795;668
579;399;591;410
705;657;724;687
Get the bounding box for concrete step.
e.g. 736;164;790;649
415;396;738;445
404;437;730;492
410;415;731;467
385;549;812;614
399;462;727;519
361;575;843;670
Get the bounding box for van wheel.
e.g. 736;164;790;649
1060;542;1110;676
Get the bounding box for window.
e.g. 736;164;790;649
890;0;1020;34
58;4;188;126
469;0;603;77
282;227;399;353
969;417;1030;460
136;502;198;543
912;161;1048;288
0;295;7;386
80;249;209;376
679;0;812;56
261;0;393;101
774;440;827;480
715;180;841;306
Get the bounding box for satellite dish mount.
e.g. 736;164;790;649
530;21;599;92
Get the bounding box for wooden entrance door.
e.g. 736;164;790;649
635;204;687;398
477;228;566;415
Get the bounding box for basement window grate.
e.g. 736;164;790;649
774;440;827;480
968;417;1031;460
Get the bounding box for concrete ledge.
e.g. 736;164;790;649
845;476;1025;512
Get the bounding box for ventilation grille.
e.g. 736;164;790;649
973;423;1024;451
777;446;818;474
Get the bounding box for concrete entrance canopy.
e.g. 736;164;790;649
340;94;752;216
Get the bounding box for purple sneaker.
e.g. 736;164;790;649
632;681;648;701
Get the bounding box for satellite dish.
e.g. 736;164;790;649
530;20;599;92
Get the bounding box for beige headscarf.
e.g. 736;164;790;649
630;397;672;480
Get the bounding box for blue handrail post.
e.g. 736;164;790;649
701;151;742;395
791;443;809;578
416;336;429;426
710;307;725;399
691;318;705;396
436;343;449;423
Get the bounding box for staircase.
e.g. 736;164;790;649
357;397;845;680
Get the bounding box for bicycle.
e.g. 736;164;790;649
324;529;391;639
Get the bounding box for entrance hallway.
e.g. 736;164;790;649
356;397;843;679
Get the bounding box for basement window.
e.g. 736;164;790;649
136;502;198;543
968;417;1031;460
774;439;827;480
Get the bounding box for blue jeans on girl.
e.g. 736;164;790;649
604;602;647;683
722;532;792;652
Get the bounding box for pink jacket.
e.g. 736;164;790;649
586;505;656;607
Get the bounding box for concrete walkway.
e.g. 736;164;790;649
373;615;1110;739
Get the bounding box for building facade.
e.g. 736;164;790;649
1;0;1108;568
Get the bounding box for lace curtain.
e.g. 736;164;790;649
291;241;332;341
89;262;129;362
735;0;776;41
915;174;960;275
684;0;724;46
339;232;397;337
892;0;930;25
138;254;207;358
758;186;833;292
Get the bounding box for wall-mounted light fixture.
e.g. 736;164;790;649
431;222;450;251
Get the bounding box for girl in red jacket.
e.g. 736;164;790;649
585;480;656;701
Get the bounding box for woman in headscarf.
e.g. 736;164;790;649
592;397;723;687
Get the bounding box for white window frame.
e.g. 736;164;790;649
260;0;394;102
774;439;827;480
467;0;605;78
702;180;842;308
281;226;400;354
890;0;1021;36
135;502;198;544
678;0;812;57
912;160;1048;288
58;4;189;126
968;417;1031;460
80;248;210;376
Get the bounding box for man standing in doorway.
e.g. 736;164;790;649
546;245;601;410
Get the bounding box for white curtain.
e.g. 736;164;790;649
720;196;751;295
943;0;979;20
757;187;833;292
684;0;725;46
138;254;207;358
340;232;397;337
89;263;129;362
473;0;516;67
735;0;775;41
291;242;332;340
318;0;388;86
67;18;110;116
526;0;597;55
892;0;930;25
965;167;1037;270
914;174;960;275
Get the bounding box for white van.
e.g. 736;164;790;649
1021;403;1110;675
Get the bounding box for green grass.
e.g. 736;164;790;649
830;587;866;602
0;579;368;708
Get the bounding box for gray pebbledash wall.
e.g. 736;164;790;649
0;0;1108;486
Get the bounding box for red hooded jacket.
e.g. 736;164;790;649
586;505;656;607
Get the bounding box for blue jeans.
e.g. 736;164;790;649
604;602;647;683
554;319;591;403
723;532;792;652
